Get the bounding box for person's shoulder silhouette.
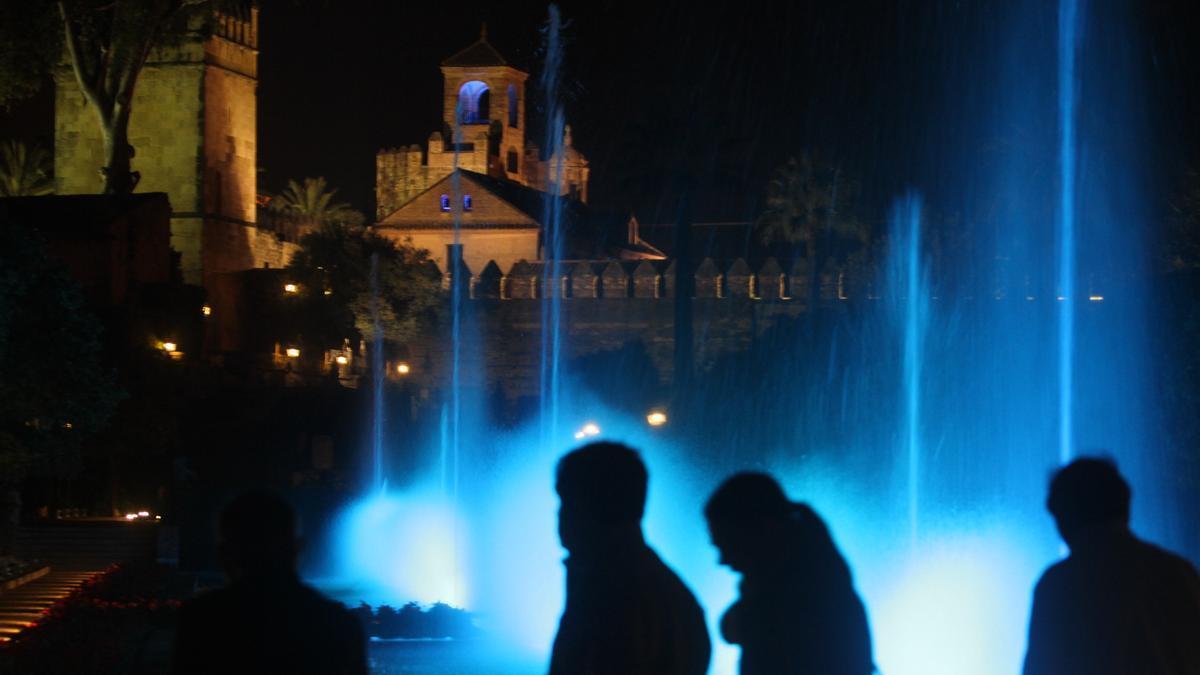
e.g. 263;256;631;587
550;442;710;675
172;490;366;675
1023;457;1200;675
706;472;873;675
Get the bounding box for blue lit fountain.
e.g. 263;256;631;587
322;2;1182;674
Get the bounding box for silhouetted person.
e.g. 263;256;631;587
1023;458;1200;675
549;442;711;675
172;491;366;675
706;473;873;675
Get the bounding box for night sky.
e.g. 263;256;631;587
3;0;1199;226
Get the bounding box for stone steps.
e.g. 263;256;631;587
0;570;103;643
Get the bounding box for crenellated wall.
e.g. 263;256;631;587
397;256;826;400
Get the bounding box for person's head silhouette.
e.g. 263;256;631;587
1046;457;1131;548
555;442;647;555
705;472;793;574
218;490;299;581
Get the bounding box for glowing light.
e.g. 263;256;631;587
286;347;300;358
396;362;411;375
124;514;137;520
161;341;177;352
1056;295;1066;301
323;289;332;296
1025;296;1036;301
201;305;212;316
137;511;149;517
155;515;162;520
573;422;601;440
284;283;298;293
335;355;349;365
646;410;668;427
62;422;73;429
1089;295;1103;302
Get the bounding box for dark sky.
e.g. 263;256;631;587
5;0;1199;226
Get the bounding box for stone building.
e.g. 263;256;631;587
374;29;590;270
54;6;296;288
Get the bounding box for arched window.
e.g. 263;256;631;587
440;194;450;211
457;81;490;124
507;84;518;128
506;148;519;173
462;194;473;211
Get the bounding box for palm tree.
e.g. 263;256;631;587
0;140;53;197
269;177;363;240
757;153;867;304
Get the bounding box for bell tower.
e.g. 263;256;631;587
439;25;528;184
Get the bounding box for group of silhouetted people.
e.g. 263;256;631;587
172;444;1200;675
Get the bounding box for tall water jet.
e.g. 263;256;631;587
1056;0;1083;463
539;5;567;448
887;194;929;547
369;251;385;491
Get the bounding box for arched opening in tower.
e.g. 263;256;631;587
507;84;519;128
458;81;490;124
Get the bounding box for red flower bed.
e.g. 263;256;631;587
0;563;179;675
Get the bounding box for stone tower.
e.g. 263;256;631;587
375;27;590;220
54;7;292;286
376;27;530;219
439;25;528;182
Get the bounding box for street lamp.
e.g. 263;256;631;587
284;283;298;294
162;341;177;352
286;347;300;358
396;362;411;375
646;410;668;427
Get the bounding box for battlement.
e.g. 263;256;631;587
435;256;1105;305
211;6;259;51
441;257;825;302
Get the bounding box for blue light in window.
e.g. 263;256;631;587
463;195;473;211
440;194;450;211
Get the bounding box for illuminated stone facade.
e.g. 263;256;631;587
54;7;296;287
376;171;542;273
374;30;590;222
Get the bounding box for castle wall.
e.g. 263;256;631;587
54;10;289;289
406;296;804;403
55;44;208;280
202;37;257;226
394;257;812;401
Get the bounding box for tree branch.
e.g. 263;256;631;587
58;1;109;116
